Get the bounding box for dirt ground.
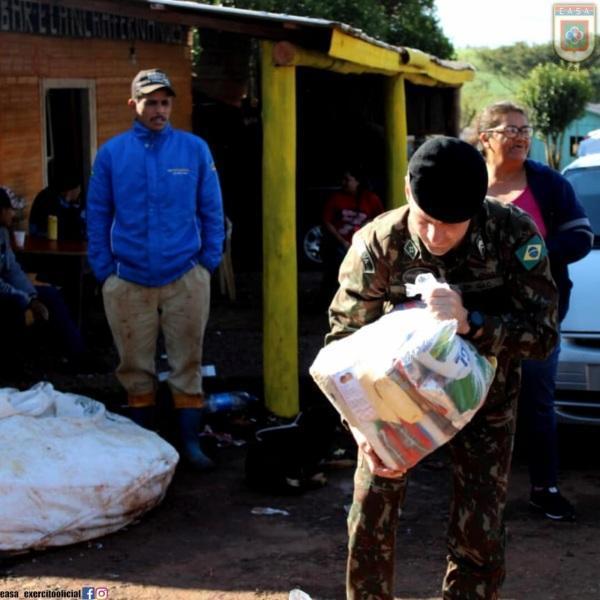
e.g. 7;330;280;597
1;273;599;600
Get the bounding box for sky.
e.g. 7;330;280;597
434;0;559;48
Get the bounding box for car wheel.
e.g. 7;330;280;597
302;225;323;265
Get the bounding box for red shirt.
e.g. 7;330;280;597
322;190;384;244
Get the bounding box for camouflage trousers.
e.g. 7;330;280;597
346;391;517;600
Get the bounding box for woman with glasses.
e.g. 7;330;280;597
475;100;593;521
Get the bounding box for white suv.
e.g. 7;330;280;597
556;154;600;424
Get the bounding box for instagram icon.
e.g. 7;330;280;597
81;587;109;599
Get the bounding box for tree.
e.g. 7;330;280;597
379;0;454;58
212;0;454;58
477;42;559;79
473;38;600;101
518;63;593;169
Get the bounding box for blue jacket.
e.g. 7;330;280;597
87;121;224;286
525;159;593;321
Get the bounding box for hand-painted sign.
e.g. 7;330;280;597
0;0;187;45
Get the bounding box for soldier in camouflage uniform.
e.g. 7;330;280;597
326;137;558;599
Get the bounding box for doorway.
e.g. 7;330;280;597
41;79;96;193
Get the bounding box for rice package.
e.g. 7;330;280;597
310;278;496;471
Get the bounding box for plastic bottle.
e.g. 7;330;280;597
204;391;258;414
47;215;58;241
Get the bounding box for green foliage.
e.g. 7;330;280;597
476;42;560;79
210;0;454;58
518;63;593;168
190;28;202;71
475;37;600;101
458;38;600;131
457;49;522;129
379;0;454;58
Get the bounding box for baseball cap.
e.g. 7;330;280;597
0;186;25;210
131;69;176;99
408;136;488;223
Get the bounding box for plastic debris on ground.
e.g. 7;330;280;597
199;424;246;447
322;447;356;469
204;391;259;414
251;507;290;516
158;363;217;382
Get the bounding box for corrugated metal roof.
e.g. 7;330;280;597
147;0;352;30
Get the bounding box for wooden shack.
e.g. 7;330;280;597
0;0;474;416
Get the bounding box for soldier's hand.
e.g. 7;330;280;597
28;298;50;322
350;425;407;479
421;286;469;334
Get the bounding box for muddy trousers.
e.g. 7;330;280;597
346;398;516;600
102;265;211;406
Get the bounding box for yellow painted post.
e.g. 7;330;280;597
384;75;408;209
260;40;299;417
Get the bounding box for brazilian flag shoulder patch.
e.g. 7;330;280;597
516;235;546;270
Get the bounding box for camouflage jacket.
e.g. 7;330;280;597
327;200;558;389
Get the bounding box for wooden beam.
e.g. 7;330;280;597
260;40;299;418
273;41;396;75
404;73;440;87
328;28;401;72
384;75;408;209
328;29;474;86
402;48;476;86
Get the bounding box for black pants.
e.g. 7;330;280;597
0;286;85;370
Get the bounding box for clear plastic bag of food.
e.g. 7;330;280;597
310;276;496;471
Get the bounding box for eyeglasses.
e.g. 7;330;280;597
485;125;534;139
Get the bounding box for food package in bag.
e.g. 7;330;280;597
0;382;179;552
310;280;496;471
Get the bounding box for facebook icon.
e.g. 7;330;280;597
82;587;95;599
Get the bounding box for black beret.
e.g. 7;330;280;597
408;136;488;223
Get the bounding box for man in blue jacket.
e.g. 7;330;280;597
87;68;225;471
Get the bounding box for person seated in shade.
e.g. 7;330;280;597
320;166;384;306
29;174;85;241
0;185;26;214
0;187;87;374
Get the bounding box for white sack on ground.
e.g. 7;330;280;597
0;382;179;552
310;305;496;472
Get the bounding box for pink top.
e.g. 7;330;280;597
513;186;547;239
